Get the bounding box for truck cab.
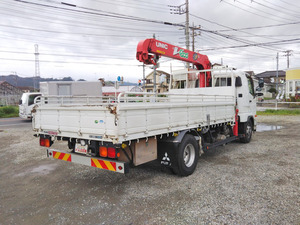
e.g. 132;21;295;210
19;92;42;119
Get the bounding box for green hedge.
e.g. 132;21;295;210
0;106;19;118
257;109;300;116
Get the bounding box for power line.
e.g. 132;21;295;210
190;13;285;43
262;0;300;15
220;0;290;23
234;0;295;22
251;0;300;19
12;0;183;28
199;38;300;51
0;49;134;60
0;57;140;66
216;21;300;32
92;0;168;13
278;0;300;9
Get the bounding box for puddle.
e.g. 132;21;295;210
256;123;283;132
14;164;57;177
30;164;57;175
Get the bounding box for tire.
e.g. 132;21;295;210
175;134;199;176
240;120;253;143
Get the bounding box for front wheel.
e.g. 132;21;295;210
240;120;253;143
173;134;199;176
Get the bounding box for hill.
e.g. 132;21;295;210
0;74;138;88
0;75;73;88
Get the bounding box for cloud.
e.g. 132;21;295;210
0;0;299;82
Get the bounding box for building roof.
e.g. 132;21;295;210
146;70;170;79
255;70;286;78
245;71;255;76
0;80;23;95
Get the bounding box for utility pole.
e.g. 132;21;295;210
190;24;201;69
169;0;190;68
142;63;145;89
283;50;293;68
276;52;279;94
153;33;157;94
185;0;189;51
190;24;201;53
34;44;40;91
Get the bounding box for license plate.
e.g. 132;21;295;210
75;143;88;154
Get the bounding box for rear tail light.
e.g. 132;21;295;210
40;137;52;147
99;146;108;157
99;146;120;158
108;147;120;158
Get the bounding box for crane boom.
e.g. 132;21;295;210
136;38;211;87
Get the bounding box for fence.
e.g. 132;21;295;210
257;101;300;110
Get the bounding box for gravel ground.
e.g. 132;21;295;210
0;115;299;225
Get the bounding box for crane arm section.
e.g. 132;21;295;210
136;38;211;87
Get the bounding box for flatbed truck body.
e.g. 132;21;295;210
33;67;262;176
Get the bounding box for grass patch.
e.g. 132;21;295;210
0;106;19;118
257;109;300;116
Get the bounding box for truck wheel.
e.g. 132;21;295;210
240;120;253;143
175;134;199;176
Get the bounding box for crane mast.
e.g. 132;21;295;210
136;38;211;87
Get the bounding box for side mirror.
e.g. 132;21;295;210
19;99;22;105
235;76;242;87
258;79;264;88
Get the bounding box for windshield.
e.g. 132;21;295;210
21;94;41;105
28;94;41;105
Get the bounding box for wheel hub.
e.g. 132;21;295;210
183;144;195;167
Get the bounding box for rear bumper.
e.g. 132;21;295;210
19;113;32;119
47;149;129;174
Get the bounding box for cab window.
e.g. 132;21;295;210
215;77;231;87
247;77;255;96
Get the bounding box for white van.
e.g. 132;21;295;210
19;92;42;119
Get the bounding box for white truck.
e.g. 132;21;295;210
32;39;263;176
19;81;102;120
19;92;42;119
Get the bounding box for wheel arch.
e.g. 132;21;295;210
172;129;200;143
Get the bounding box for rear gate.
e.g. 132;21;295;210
47;149;129;174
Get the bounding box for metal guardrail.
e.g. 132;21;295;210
34;92;235;107
257;101;300;110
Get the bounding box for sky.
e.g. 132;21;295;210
0;0;299;83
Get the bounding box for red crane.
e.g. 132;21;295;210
136;38;211;87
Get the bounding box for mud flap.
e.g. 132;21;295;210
157;137;180;170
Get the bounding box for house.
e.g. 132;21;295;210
286;67;300;98
255;70;286;84
0;81;23;106
255;70;286;98
144;70;170;93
